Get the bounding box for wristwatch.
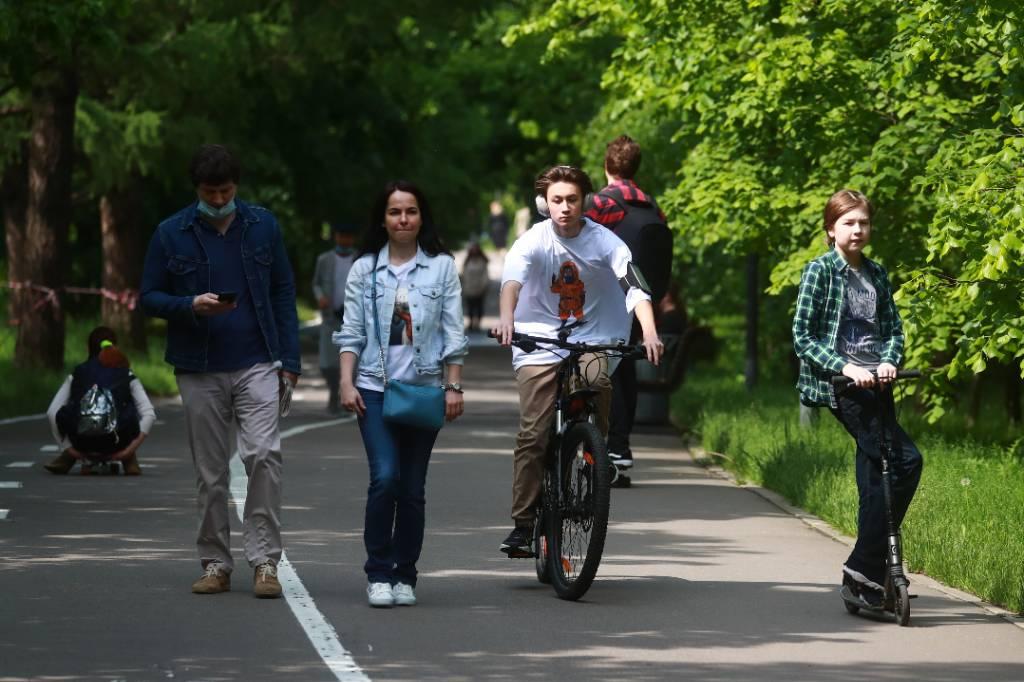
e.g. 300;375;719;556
443;383;464;394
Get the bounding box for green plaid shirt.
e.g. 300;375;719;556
792;249;904;408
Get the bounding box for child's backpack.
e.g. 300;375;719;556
56;357;137;442
77;384;119;437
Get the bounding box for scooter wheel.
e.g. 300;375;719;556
895;583;910;626
843;600;860;615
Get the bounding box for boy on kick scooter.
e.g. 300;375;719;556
792;190;923;618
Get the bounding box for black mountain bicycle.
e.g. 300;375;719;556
492;327;645;600
833;369;921;626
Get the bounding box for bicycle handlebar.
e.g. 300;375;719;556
487;329;647;359
831;369;922;388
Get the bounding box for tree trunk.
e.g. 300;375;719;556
744;252;759;390
15;68;78;369
100;181;147;352
2;144;27;325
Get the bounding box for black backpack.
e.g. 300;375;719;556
598;188;674;302
56;358;137;440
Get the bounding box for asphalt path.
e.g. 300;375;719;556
2;340;1024;681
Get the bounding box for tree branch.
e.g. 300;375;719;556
0;104;28;117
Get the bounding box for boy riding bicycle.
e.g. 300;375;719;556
792;189;923;609
492;164;663;556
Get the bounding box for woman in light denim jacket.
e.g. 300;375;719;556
334;180;468;608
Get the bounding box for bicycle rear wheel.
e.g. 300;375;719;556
548;421;611;601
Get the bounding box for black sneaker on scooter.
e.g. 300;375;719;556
841;571;884;610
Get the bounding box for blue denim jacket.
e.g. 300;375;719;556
334;245;468;379
140;199;301;374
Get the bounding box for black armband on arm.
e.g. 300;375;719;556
618;262;652;296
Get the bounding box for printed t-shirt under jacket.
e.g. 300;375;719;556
501;217;650;370
357;258;440;391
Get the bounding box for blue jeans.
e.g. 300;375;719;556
357;388;439;587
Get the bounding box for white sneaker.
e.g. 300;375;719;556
367;582;394;608
392;582;416;606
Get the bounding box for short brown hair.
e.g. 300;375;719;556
823;189;872;247
604;135;641;179
535;165;594;200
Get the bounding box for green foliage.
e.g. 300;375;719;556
673;368;1024;613
514;0;1024;417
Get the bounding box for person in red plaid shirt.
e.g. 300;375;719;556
585;135;673;472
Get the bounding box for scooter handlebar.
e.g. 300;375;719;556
831;369;922;388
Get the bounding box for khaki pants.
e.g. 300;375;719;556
177;362;282;573
511;354;610;524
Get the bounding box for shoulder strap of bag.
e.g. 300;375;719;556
371;263;389;385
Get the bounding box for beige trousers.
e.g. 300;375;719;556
511;354;610;524
177;362;283;573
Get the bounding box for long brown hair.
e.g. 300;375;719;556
823;189;872;247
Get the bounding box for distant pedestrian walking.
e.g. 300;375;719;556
313;223;358;413
461;242;490;332
45;326;155;476
141;144;300;599
335;180;468;608
488;200;510;251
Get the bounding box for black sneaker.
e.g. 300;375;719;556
500;525;533;558
843;571;884;609
608;451;633;469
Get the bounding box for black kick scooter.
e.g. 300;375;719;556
832;369;920;626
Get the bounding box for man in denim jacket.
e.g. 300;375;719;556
141;144;300;599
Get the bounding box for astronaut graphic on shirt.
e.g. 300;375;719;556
389;285;413;346
550;260;586;323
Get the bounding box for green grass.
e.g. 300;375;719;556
0;317;177;419
672;368;1024;614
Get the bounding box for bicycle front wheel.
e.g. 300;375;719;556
548;421;611;601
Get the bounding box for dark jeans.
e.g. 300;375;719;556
608;357;637;457
357;388;439;587
69;424;141;459
830;386;923;585
465;296;485;330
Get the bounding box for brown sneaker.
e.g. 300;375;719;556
192;564;231;594
43;451;76;475
122;454;141;476
253;562;282;599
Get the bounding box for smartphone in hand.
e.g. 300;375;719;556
217;291;238;304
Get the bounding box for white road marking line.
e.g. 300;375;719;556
6;462;34;469
40;445;59;452
0;510;9;520
230;416;368;682
0;482;23;488
0;414;45;426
